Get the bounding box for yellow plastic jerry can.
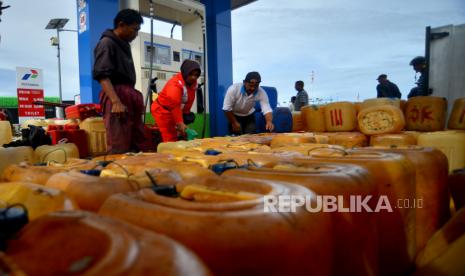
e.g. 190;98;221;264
417;131;465;172
0;146;34;176
0;182;76;220
34;143;80;164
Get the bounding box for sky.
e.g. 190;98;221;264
0;0;181;102
0;0;80;101
0;0;464;105
232;0;465;104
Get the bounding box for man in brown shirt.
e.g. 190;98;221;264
93;9;149;153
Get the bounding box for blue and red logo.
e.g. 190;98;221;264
22;70;39;80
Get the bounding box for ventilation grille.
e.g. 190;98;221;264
157;72;167;80
143;71;167;80
143;70;150;79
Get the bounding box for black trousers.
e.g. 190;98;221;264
228;113;256;135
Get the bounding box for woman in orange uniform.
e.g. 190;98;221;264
151;59;201;142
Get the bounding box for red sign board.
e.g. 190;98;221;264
17;88;45;117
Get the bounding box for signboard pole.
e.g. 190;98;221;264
57;29;63;104
56;28;65;118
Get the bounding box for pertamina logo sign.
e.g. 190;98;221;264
18;68;41;88
21;69;39;80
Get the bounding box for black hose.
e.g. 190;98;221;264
170;21;178;39
201;31;207;138
194;10;207;138
143;0;155;124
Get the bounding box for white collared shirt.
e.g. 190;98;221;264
222;83;272;116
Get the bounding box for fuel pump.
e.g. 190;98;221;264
129;0;206;137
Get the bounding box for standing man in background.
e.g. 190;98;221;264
294;80;309;111
223;71;274;135
376;74;401;98
289;96;296;112
93;9;148;153
0;108;11;122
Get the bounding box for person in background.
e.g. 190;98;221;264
0;108;11;122
93;9;149;153
294;80;309;111
289;96;296;112
151;59;201;142
223;71;274;135
408;56;431;98
376;74;401;98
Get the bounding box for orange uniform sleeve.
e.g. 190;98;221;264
159;80;183;124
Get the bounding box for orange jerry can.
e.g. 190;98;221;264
216;151;298;166
448;98;465;130
362;146;450;254
0;146;34;178
449;168;465;211
417;130;465;172
99;156;211;185
292;112;304;131
358;105;405;135
324;102;357;132
301;105;326;132
235;133;276;145
100;176;334;276
400;99;407;114
2;159;97;185
270;144;344;157
223;162;378;276
0;252;25;275
369;133;417;147
269;133;316;148
361;98;401;110
2;164;66;185
415;207;465;276
0;182;76;220
79;117;107;156
294;149;416;276
6;211;210;275
45;171;141;211
99;153;216;180
405;96;447;131
0;121;12;146
315;131;368;148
